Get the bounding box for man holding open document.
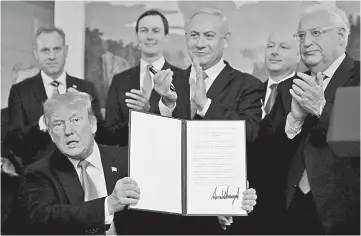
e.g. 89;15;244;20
129;8;263;233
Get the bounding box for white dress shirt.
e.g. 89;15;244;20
286;53;346;138
159;59;226;117
41;70;67;98
262;71;295;119
140;56;165;91
67;141;114;227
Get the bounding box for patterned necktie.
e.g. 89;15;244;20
191;71;208;119
78;159;99;201
264;83;278;115
50;80;60;97
142;64;153;99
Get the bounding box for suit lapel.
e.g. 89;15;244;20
261;80;268;104
52;150;84;204
180;67;192;119
148;62;173;108
206;61;235;102
65;74;82;91
98;145;124;195
129;64;141;90
324;56;354;103
31;73;48;105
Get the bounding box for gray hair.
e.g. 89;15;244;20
186;8;229;35
43;91;94;128
302;4;350;46
34;25;66;46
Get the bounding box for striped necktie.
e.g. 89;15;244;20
50;80;60;97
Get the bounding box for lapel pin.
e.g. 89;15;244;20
111;167;117;172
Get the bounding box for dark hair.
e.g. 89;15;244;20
135;9;169;35
34;26;66;45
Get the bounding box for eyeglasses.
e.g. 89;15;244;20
293;27;341;42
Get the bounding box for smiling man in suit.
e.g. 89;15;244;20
262;4;360;234
13;91;140;235
158;8;264;143
154;8;262;233
7;26;102;166
262;30;300;119
103;9;181;147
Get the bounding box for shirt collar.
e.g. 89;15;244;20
322;53;346;79
67;141;103;171
190;58;226;81
41;70;67;86
268;71;296;87
140;56;165;72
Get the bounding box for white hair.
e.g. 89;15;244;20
43;91;95;128
302;4;350;46
186;8;229;34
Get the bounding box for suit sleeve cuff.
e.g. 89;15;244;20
197;98;212;117
159;98;176;117
285;113;303;139
104;196;114;225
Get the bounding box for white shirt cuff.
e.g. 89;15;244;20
318;99;326;118
38;115;47;131
197;98;212;117
285;113;303;139
104;196;114;225
159;98;176;117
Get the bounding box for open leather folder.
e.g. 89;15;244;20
128;110;247;216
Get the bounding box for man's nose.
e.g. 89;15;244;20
146;31;153;40
303;32;313;47
48;50;57;60
195;36;206;49
63;121;73;136
271;46;280;56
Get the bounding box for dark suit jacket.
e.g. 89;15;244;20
172;61;264;143
102;61;181;147
170;61;264;234
244;79;289;234
7;73;102;166
12;144;128;235
262;56;360;234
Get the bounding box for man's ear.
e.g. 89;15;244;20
223;32;231;50
337;28;347;46
64;45;69;59
33;47;39;61
90;116;97;135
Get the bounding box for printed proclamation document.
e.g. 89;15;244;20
128;111;247;216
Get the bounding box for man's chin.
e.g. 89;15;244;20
63;148;84;159
44;69;62;76
302;57;322;68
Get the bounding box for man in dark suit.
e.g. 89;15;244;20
103;9;181;147
154;8;261;232
7;26;102;166
248;30;300;234
262;4;360;234
12;91;140;235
